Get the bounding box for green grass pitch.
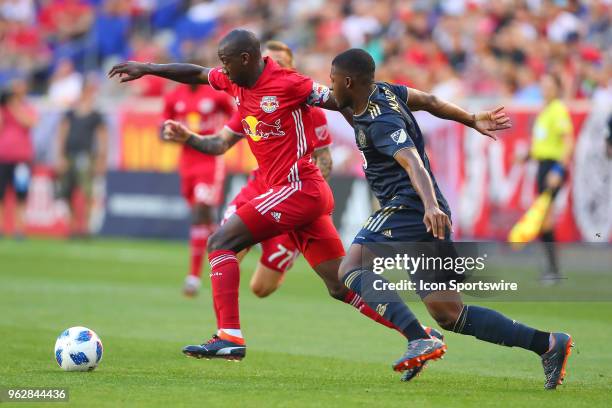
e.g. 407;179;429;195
1;238;611;407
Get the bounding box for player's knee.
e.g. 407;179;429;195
326;281;348;301
250;280;275;298
428;304;461;331
206;231;227;252
337;260;354;283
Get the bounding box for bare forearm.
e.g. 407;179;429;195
186;134;230;155
396;149;439;209
144;63;209;84
424;95;474;126
407;89;474;127
408;165;439;209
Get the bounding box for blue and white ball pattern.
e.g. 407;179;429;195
54;327;103;371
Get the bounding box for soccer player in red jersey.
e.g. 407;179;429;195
109;29;441;371
234;41;334;298
162;82;235;296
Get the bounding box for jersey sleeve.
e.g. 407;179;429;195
224;111;244;136
207;67;232;93
370;117;415;158
311;108;332;149
288;71;331;106
384;83;409;104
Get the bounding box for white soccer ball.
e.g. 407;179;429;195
54;326;103;371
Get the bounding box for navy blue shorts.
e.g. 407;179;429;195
353;203;465;298
536;159;566;198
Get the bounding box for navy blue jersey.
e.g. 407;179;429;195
352;82;450;215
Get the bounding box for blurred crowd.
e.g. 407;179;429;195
0;0;610;104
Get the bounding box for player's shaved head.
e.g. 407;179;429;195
217;29;265;88
219;29;261;57
331;48;375;84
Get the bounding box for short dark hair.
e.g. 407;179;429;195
332;49;375;81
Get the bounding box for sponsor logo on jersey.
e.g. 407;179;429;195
390;128;408;144
241;116;285;142
270;211;282;222
186;112;201;131
260;96;279;113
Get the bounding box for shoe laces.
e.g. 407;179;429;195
205;335;220;345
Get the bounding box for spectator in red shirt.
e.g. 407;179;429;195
0;79;37;239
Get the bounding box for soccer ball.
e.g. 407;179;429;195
54;326;103;371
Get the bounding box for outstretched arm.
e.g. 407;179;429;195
109;62;210;85
406;88;511;140
395;147;451;240
317;95;354;126
163;120;242;155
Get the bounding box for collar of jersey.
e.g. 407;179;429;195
353;85;379;117
249;56;276;89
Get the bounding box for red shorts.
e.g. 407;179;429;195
236;180;345;268
180;158;225;206
222;172;299;274
260;234;299;274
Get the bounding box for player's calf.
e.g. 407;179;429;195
249;264;283;298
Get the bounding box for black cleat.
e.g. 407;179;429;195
541;332;573;389
182;335;246;360
400;327;444;382
393;335;446;372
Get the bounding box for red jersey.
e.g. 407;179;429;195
225;104;332;189
208;57;331;189
310;106;332;150
163;84;235;175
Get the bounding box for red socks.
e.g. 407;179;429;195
189;224;214;278
344;289;400;332
208;250;241;329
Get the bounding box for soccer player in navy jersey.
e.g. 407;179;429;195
330;48;573;389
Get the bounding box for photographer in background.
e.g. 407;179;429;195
55;77;108;238
0;79;37;240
